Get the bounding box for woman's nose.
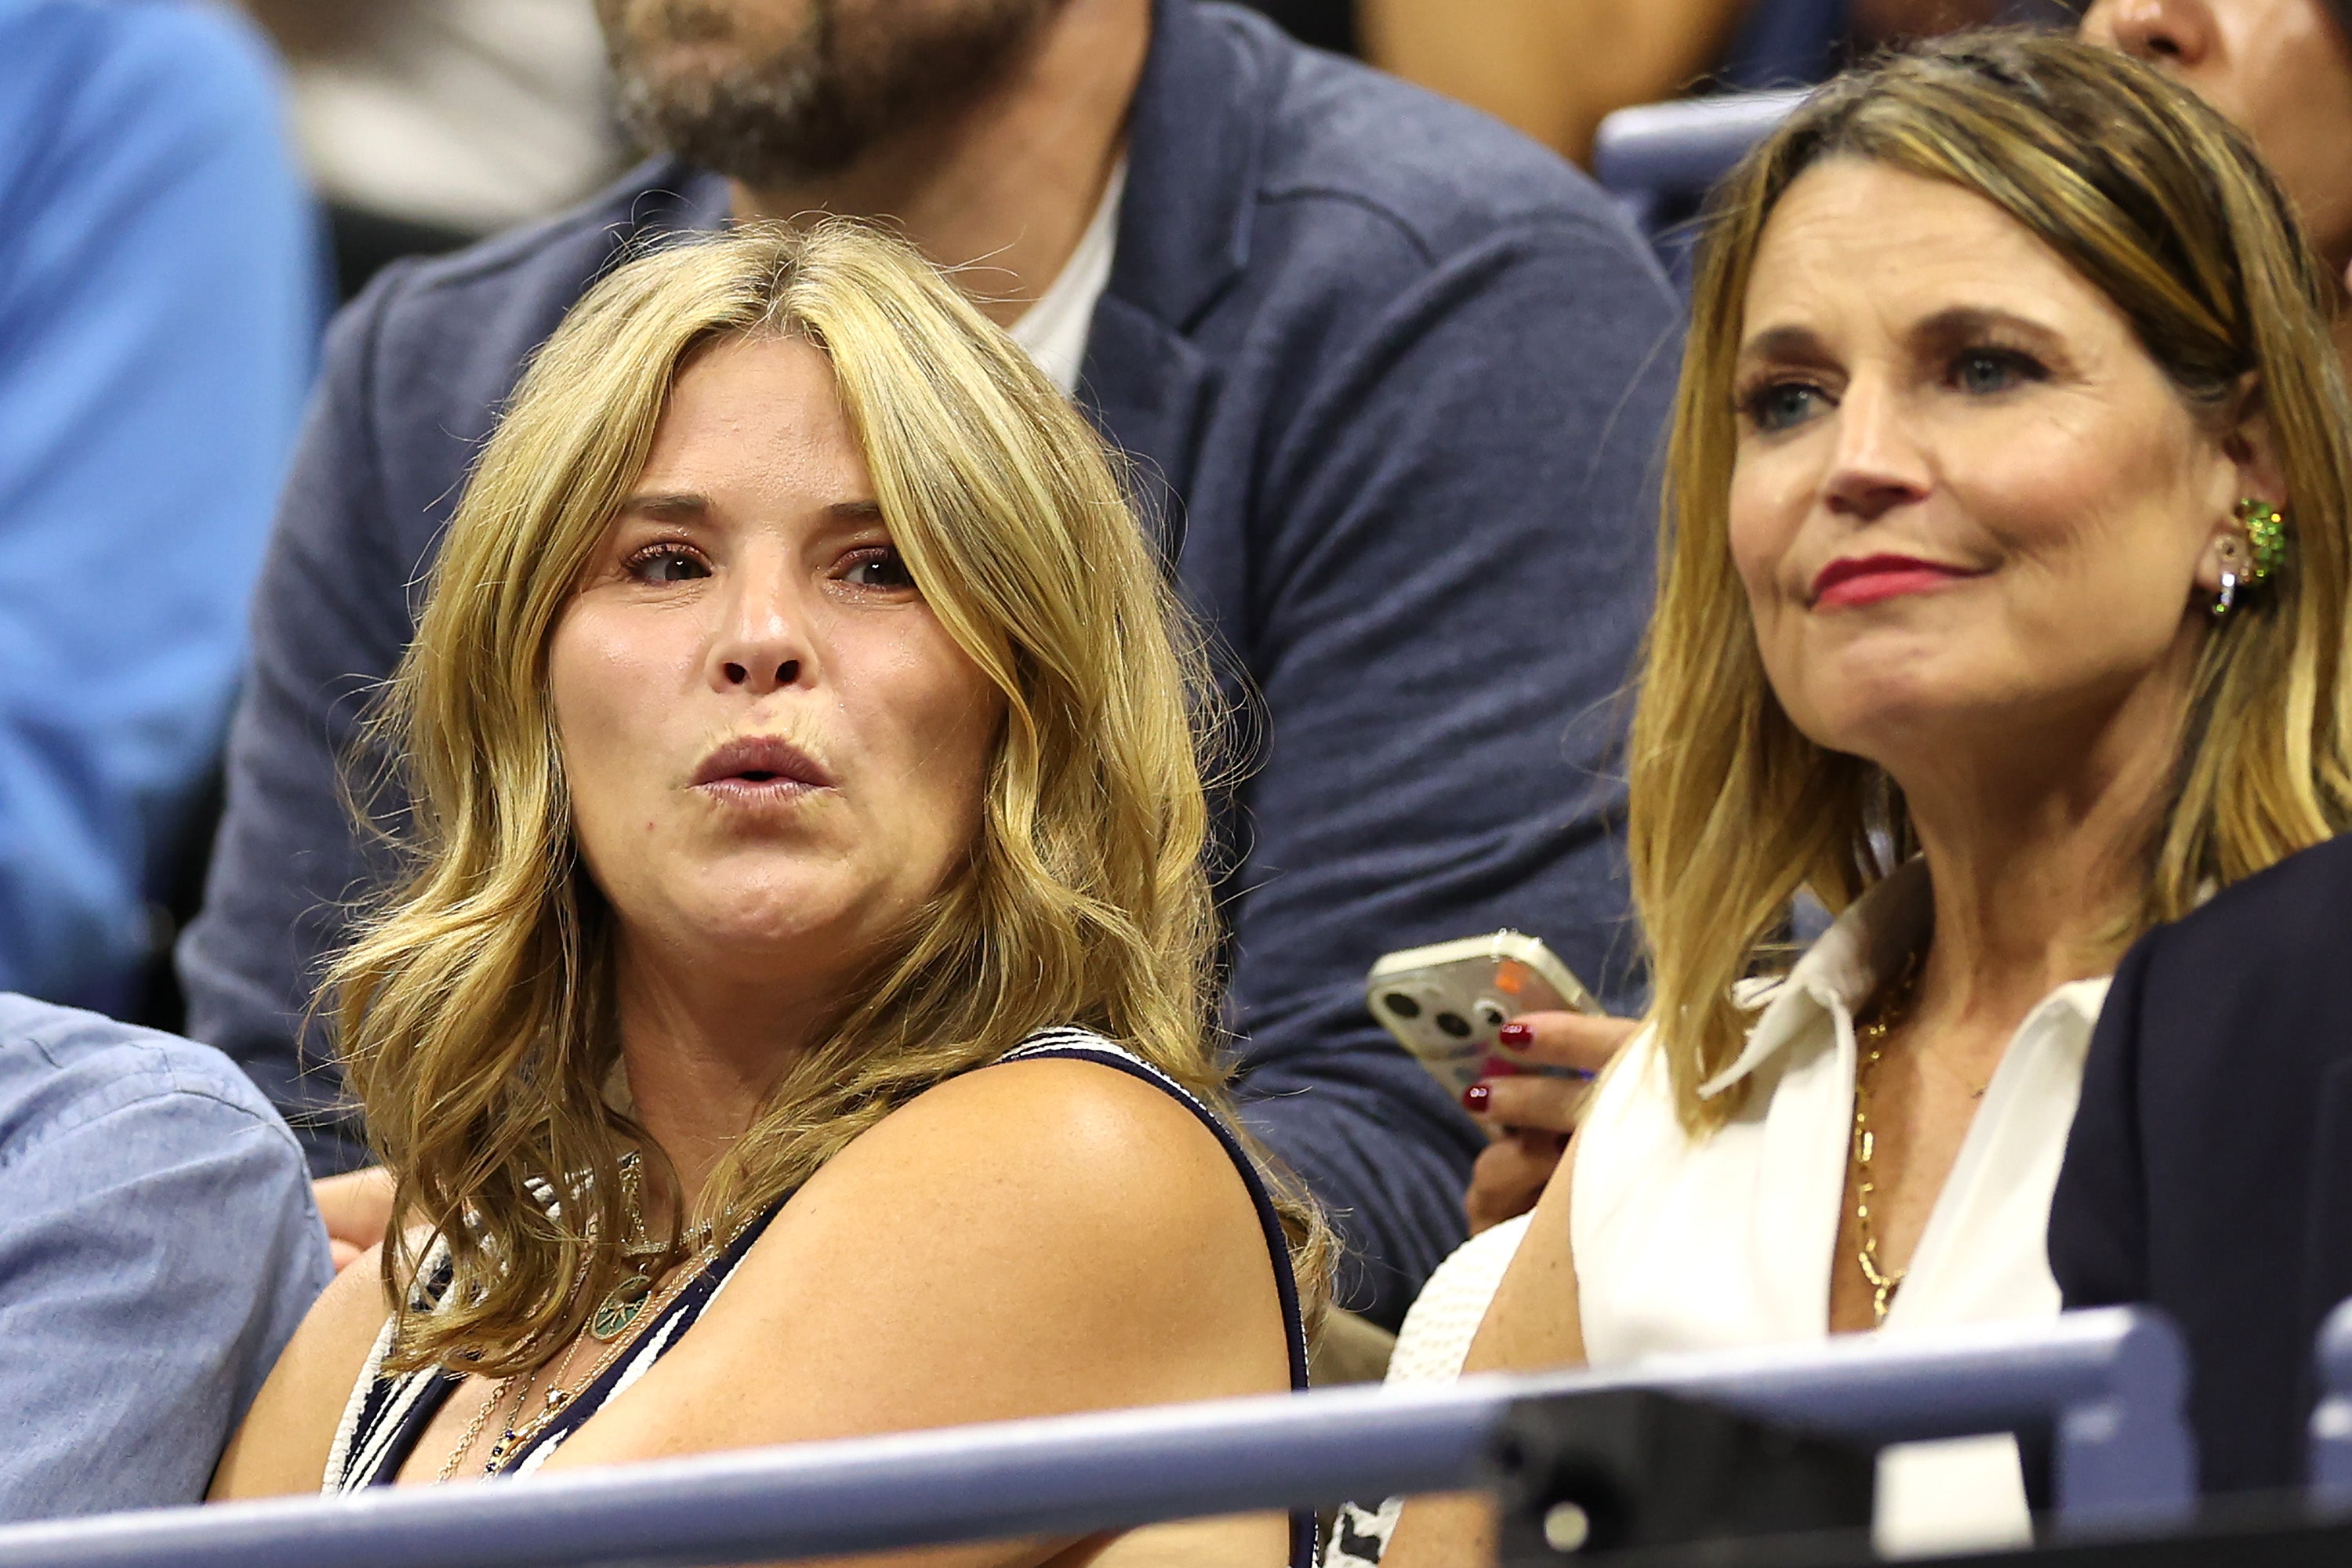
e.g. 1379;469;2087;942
1821;380;1931;524
2082;0;2213;70
707;574;813;695
720;654;801;691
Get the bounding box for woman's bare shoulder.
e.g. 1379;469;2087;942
543;1051;1292;1473
840;1051;1258;1239
209;1244;400;1500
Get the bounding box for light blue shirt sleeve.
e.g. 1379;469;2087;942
0;0;318;1012
0;997;334;1519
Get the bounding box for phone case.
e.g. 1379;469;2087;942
1365;931;1599;1098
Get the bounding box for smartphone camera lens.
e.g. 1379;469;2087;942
1475;1001;1507;1029
1436;1011;1473;1039
1381;992;1421;1019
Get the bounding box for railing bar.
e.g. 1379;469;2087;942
0;1311;2174;1568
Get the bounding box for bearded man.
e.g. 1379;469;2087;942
182;0;1680;1337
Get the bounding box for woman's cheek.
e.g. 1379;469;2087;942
1726;474;1800;612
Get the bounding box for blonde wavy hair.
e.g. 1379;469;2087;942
332;219;1330;1374
1633;31;2352;1133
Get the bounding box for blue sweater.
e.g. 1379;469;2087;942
0;0;315;1013
180;0;1682;1324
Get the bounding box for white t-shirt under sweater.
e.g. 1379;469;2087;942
1345;860;2109;1563
1005;159;1125;397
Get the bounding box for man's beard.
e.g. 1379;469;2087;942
602;0;1065;190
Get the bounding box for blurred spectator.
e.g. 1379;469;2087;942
242;0;623;299
0;0;316;1018
180;0;1682;1333
2084;0;2352;351
1362;0;2076;167
0;995;331;1519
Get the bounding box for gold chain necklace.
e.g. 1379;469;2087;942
428;1166;748;1486
434;1368;522;1483
434;1156;741;1482
1850;953;1924;1327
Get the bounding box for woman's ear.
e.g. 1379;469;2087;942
2197;381;2287;596
2192;526;2247;598
2220;375;2287;503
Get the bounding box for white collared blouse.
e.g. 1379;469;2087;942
1575;858;2107;1363
1356;861;2109;1561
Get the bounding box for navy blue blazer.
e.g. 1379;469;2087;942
2051;831;2352;1494
178;0;1682;1323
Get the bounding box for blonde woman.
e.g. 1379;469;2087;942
1366;31;2352;1565
209;220;1326;1568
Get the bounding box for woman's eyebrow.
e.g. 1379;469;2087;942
828;499;884;522
1735;323;1829;368
619;492;710;521
1911;304;2067;351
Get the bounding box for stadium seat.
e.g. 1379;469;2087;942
1592;89;1808;226
0;1308;2190;1567
1593;89;1807;281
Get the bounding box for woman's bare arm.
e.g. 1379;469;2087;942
210;1246;397;1499
1378;1135;1590;1567
1359;0;1755;166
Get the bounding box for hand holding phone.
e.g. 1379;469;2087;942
1365;930;1601;1099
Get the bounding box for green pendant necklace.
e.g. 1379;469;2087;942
589;1153;714;1342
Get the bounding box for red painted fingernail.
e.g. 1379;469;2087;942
1462;1082;1491;1114
1498;1022;1534;1049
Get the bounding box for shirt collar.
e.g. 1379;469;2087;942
1695;859;2114;1099
1697;859;1934;1100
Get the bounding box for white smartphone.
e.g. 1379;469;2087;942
1366;930;1602;1099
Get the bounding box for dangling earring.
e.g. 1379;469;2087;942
2215;499;2288;619
2238;497;2288;585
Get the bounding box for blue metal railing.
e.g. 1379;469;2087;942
0;1307;2189;1568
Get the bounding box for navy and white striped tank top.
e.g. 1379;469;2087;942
324;1027;1315;1566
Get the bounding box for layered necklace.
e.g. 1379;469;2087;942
435;1153;734;1482
591;1152;716;1341
1849;953;1924;1328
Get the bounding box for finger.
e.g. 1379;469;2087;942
329;1240;366;1273
1465;1135;1569;1234
1464;1074;1589;1136
1509;1127;1570;1157
1496;1010;1639;1074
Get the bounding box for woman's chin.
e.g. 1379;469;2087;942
1788;681;1983;761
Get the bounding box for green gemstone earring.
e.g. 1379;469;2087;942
2238;497;2288;586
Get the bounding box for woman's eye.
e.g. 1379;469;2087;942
1744;382;1828;433
626;545;709;584
1952;348;2042;396
842;548;915;590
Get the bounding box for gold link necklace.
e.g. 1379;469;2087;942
1850;953;1924;1328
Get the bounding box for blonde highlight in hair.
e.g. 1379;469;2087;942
1632;31;2352;1133
330;219;1330;1374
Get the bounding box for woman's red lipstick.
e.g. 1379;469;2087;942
1810;554;1974;609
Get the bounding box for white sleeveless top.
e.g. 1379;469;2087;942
1337;862;2108;1564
